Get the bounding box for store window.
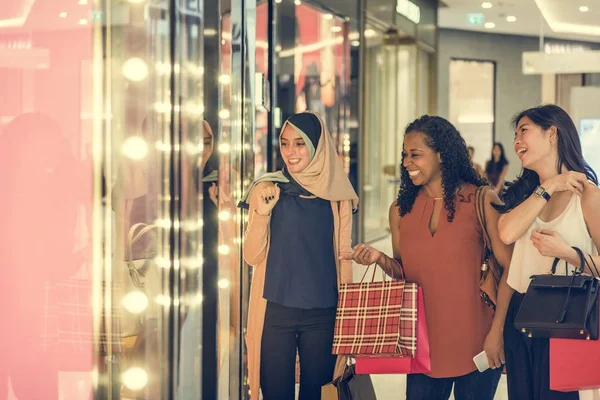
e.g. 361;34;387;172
0;0;207;398
362;25;418;242
449;59;496;171
273;1;349;168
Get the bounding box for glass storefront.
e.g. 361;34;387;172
360;10;438;242
0;0;432;398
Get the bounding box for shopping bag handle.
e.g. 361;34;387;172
359;264;387;283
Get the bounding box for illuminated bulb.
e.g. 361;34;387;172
218;143;231;154
351;40;360;47
123;291;148;314
78;0;87;4
218;245;230;255
275;0;281;3
579;6;589;12
219;74;232;84
204;28;217;36
154;257;170;269
122;136;148;160
122;367;148;391
79;19;88;25
484;22;495;28
506;16;517;22
331;26;342;33
481;2;492;9
219;210;232;221
59;12;67;18
219;109;230;119
218;279;230;289
155;295;171;306
364;29;376;38
122;57;149;82
324;14;333;20
294;0;301;4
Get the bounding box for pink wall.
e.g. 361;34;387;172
0;1;94;398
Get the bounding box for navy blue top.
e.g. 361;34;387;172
263;192;338;309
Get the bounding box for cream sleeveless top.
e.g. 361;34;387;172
507;194;598;294
508;193;600;400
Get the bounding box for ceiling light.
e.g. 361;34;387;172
331;26;342;33
365;29;377;38
482;2;492;9
485;22;495;28
59;12;67;18
506;16;517;22
579;6;589;12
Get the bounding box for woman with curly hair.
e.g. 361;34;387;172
343;115;513;399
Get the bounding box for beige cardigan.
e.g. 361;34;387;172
243;182;354;400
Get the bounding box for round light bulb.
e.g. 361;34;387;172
122;291;149;314
122;367;149;391
122;57;149;82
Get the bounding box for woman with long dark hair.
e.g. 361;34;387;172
497;104;600;400
485;142;510;194
343;115;513;400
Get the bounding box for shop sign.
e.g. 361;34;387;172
396;0;420;24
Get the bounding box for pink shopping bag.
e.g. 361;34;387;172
355;287;430;374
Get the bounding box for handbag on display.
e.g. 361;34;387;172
119;223;161;338
475;185;504;309
514;247;600;340
332;263;418;358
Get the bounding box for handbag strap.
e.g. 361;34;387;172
555;247;586;323
551;246;586;275
475;186;493;259
585;254;600;277
127;223;157;263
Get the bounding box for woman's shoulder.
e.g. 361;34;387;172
582;182;600;213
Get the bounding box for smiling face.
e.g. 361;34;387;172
402;131;442;187
280;124;311;173
513;116;556;170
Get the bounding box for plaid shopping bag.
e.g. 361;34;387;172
43;278;123;358
332;264;418;358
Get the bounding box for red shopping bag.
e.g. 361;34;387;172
354;287;430;374
550;334;600;391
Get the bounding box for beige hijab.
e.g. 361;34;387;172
284;111;358;209
239;111;358;210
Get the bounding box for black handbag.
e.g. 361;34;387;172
514;247;600;340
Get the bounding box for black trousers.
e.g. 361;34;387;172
504;292;579;400
260;301;337;400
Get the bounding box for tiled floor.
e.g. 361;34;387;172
358;236;508;400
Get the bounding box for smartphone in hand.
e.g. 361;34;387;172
473;351;490;372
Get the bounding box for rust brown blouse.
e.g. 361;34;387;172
397;184;494;378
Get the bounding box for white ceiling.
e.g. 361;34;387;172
439;0;600;44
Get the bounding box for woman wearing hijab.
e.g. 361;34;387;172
239;111;359;400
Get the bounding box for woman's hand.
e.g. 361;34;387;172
542;171;588;196
255;184;280;216
530;230;574;261
340;243;382;266
483;327;505;370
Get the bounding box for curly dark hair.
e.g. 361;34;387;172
397;115;487;222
